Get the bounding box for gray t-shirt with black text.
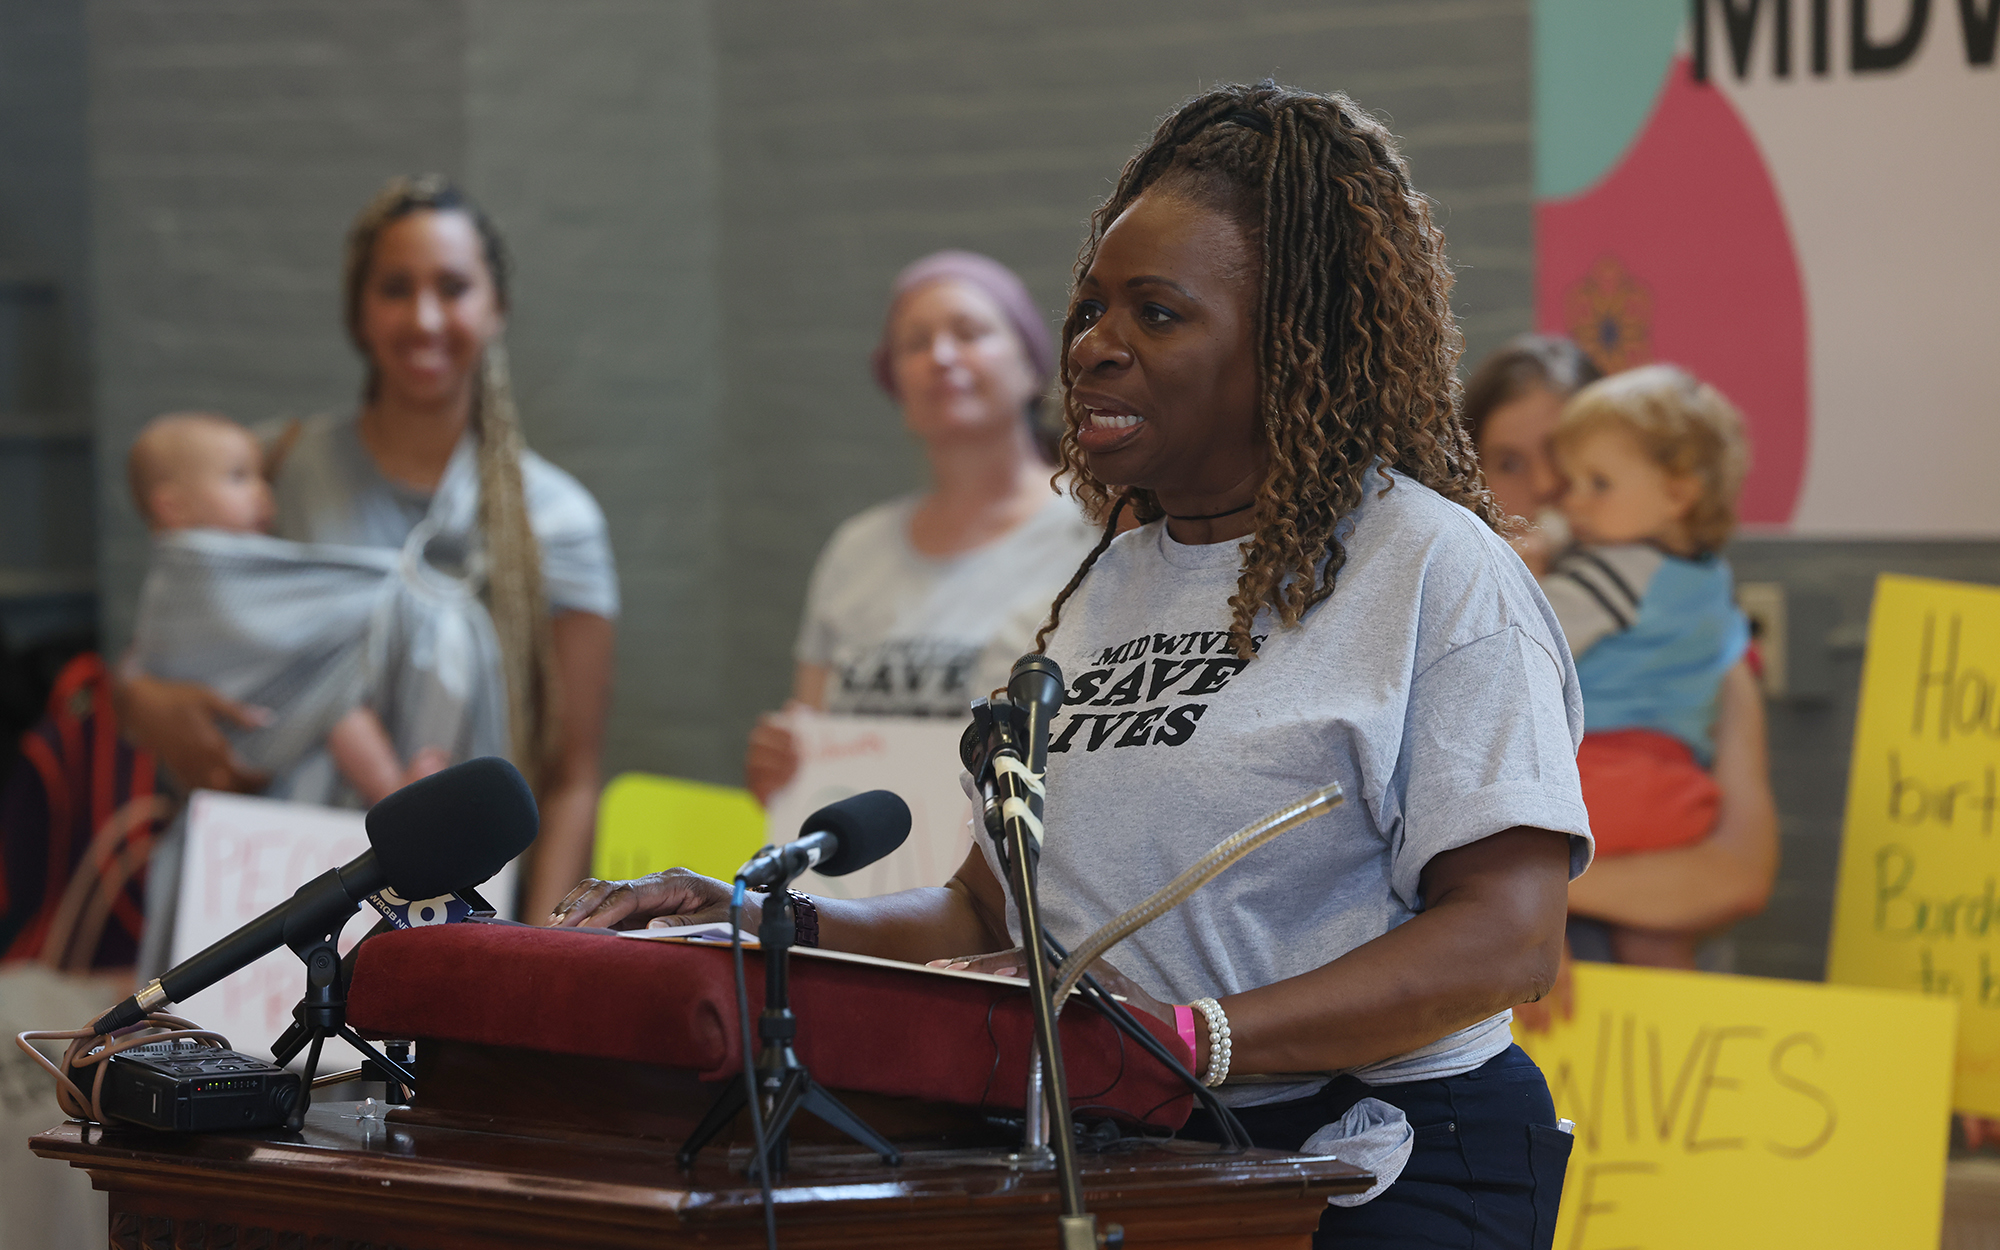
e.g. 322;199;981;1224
796;492;1101;717
987;470;1592;1098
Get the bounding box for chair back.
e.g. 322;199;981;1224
1;653;163;970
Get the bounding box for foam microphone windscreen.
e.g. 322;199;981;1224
364;756;539;899
801;789;912;877
1008;653;1065;714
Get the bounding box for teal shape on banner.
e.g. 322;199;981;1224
1534;0;1689;199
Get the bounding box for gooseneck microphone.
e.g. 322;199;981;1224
1008;654;1064;781
736;789;912;888
92;756;538;1036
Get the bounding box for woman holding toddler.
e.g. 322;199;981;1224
1466;337;1777;992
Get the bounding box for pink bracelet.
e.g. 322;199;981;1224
1173;1003;1200;1067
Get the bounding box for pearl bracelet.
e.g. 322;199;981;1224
1191;996;1232;1087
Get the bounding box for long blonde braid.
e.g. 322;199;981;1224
471;341;561;784
344;176;560;787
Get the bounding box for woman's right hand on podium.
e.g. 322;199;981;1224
546;867;748;930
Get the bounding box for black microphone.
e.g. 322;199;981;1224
92;757;538;1035
1008;654;1065;779
737;789;911;888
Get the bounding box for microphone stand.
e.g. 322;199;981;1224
969;654;1115;1250
264;876;417;1130
678;874;901;1178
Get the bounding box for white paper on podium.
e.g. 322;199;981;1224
765;712;975;901
169;789;517;1073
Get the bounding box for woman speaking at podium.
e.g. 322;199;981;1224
555;82;1590;1248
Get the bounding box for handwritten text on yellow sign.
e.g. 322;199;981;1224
1828;575;2000;1113
1515;964;1952;1250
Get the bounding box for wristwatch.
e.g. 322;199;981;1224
788;890;820;948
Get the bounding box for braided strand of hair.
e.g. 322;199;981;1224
473;342;562;785
1033;493;1130;654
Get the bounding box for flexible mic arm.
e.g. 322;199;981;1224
1049;782;1345;1008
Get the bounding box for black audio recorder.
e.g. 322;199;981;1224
93;1040;302;1132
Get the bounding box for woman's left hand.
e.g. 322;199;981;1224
928;948;1175;1029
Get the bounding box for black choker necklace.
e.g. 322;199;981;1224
1165;499;1256;522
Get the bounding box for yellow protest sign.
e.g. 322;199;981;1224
1827;574;2000;1114
1515;963;1953;1250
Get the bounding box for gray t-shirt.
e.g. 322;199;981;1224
269;412;620;618
993;470;1592;1096
796;492;1101;717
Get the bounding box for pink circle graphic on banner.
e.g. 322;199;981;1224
1536;56;1808;527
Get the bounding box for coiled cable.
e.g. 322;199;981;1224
16;1015;231;1125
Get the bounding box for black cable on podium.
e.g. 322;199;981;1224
964;654;1120;1250
727;880;777;1250
1042;927;1249;1153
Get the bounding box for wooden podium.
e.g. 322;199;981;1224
29;1036;1371;1249
29;926;1371;1245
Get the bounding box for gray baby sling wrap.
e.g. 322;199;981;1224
131;438;511;807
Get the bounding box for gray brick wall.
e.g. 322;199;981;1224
0;0;96;642
464;0;724;779
0;0;92;419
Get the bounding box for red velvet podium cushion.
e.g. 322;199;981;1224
347;924;1195;1129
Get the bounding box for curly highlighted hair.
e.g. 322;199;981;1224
1036;82;1499;659
1555;364;1750;556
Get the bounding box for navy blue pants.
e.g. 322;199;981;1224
1181;1045;1572;1249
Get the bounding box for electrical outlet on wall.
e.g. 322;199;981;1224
1737;582;1786;698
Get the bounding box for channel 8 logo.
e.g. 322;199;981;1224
366;887;475;929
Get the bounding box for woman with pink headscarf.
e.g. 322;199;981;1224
743;251;1099;803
